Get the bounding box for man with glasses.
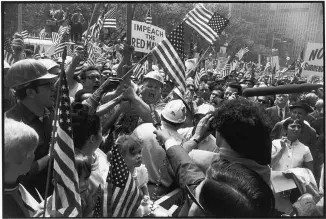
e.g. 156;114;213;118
209;88;224;107
5;59;58;201
266;94;291;127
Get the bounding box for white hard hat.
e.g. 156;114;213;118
38;59;60;71
161;99;186;124
112;64;119;71
152;65;159;71
195;104;215;115
143;70;164;85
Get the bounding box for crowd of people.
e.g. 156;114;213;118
3;16;324;218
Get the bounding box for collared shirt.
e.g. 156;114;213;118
271;139;313;171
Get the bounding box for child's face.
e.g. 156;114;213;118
123;146;142;170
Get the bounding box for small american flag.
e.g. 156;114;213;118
103;7;117;29
132;60;148;81
145;5;152;24
107;145;141;217
52;32;70;59
52;32;61;46
92;185;103;217
39;29;46;40
183;3;218;44
221;63;231;78
21;30;29;39
194;68;205;88
4;37;14;65
152;23;186;92
235;47;249;61
51;65;82;217
58;26;70;36
208;12;229;35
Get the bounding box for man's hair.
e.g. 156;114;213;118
227;82;243;96
71;108;101;150
212;98;272;165
4;118;39;172
80;65;99;80
200;159;275;217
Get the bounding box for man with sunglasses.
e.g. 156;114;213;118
5;59;58;202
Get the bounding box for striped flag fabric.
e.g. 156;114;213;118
152;23;186;92
103;7;117;28
52;32;61;46
132;60;148;80
183;3;218;44
51;67;82;217
107;144;142;217
235;47;249;60
21;30;29;39
39;29;46;40
52;32;70;59
145;5;152;24
194;68;205;88
58;26;70;36
4;37;14;65
221;63;231;78
208;12;229;35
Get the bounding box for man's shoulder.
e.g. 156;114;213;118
5;103;24;120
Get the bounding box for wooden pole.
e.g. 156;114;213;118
126;4;132;45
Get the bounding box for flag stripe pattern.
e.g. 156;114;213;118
4;37;14;65
194;68;205;88
221;63;231;78
145;6;152;24
52;32;61;46
184;3;217;44
132;60;148;80
21;30;29;39
52;70;81;217
152;23;186;92
208;12;229;35
235;47;249;60
52;32;70;59
103;7;117;28
108;145;141;217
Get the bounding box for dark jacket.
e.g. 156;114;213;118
265;106;291;127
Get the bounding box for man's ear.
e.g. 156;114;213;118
26;87;36;98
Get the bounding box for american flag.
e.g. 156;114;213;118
58;26;70;36
52;32;61;46
21;30;29;39
194;68;205;88
4;37;14;65
52;32;70;59
103;7;117;28
183;3;218;45
92;185;103;217
51;66;82;217
145;5;152;24
107;145;141;217
83;15;104;42
152;23;186;92
235;47;249;61
132;60;148;80
86;42;97;66
208;12;229;35
221;63;231;78
39;29;46;40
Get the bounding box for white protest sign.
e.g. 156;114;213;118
131;21;166;53
302;42;324;77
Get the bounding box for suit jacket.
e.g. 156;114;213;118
265;106;291;127
270;118;317;159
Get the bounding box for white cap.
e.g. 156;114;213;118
195;104;215;115
162;99;186;124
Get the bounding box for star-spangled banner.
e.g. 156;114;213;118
145;5;152;24
103;7;117;29
51;68;82;217
208;12;229;35
152;23;186;92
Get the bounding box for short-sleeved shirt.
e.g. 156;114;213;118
271;139;313;171
132;164;149;189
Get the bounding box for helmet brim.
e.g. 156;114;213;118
12;73;58;89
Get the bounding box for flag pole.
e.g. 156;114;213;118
187;45;212;76
121;52;151;80
42;47;67;217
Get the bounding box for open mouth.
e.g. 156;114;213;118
148;92;155;98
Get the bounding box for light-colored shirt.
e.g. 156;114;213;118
271;139;313;171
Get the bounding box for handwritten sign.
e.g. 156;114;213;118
131;21;166;53
302;42;324;77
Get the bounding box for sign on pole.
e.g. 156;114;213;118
302;42;323;77
131;20;166;53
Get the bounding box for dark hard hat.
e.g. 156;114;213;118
5;59;58;89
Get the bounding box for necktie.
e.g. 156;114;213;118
279;109;283;120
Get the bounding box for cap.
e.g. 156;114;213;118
5;59;58;89
143;70;164;85
38;59;60;71
195;104;215;115
161;99;186;123
289;100;313;113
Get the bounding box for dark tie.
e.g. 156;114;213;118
279;109;283;120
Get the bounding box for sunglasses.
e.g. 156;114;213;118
185;185;206;213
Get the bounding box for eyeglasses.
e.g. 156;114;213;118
87;75;100;80
185;185;206;213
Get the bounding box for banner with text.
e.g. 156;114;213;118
302;42;323;77
131;21;166;53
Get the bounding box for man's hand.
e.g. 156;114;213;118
72;46;85;63
122;86;137;101
153;129;172;145
193;114;215;142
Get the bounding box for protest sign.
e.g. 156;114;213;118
302;42;323;77
131;20;166;53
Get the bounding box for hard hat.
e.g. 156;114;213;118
195;104;215;115
112;64;119;71
4;60;10;69
143;70;164;85
5;59;58;89
161;99;186;124
38;59;60;71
